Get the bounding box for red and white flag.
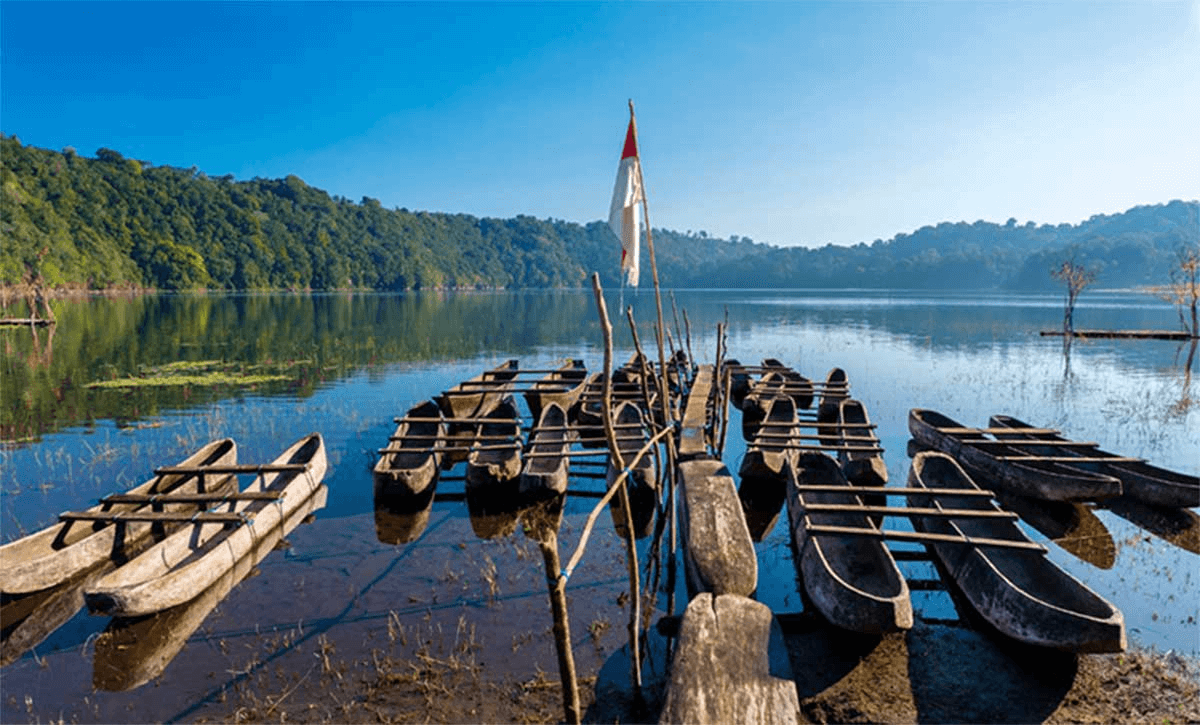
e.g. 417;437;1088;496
608;117;643;287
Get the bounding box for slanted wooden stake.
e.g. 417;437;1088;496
593;273;643;694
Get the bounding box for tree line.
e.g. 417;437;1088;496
2;135;1196;292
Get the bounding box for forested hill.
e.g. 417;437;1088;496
2;135;1196;292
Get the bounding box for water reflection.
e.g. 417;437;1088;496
373;487;436;545
1;561;111;667
92;485;327;691
1103;497;1200;555
993;492;1116;569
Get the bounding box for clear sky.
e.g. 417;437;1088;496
2;1;1197;248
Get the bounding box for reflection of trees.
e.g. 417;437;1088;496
0;292;606;442
1170;339;1197;416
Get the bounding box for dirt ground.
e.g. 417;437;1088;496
198;617;1199;724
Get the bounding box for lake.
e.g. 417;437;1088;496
1;288;1197;723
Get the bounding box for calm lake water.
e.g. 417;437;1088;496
1;289;1197;722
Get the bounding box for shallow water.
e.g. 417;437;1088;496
1;289;1196;722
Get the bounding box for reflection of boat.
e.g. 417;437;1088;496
466;485;520;539
523;360;587;422
85;434;328;617
786;453;912;633
466;396;522;493
738;395;796;484
989;414;1199;509
93;485;327;691
737;475;786;542
993;490;1116;569
1;439;238;595
519;402;571;500
1012;493;1119;569
374;400;443;496
2;562;113;667
1103;496;1200;555
606;400;658;540
907;452;1125;653
520;495;565;544
908;409;1122;502
373;486;436;545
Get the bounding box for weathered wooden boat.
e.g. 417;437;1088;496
0;439;238;596
761;358;813;409
523;359;588;422
740;372;787;441
92;485;327;691
519;402;572;501
908;409;1122;501
816;367;849;420
738;474;787;542
607;400;658;539
738;394;797;484
836;399;887;489
989;414;1199;508
466;396;522;492
435;359;519;420
785;452;912;633
907;451;1125;652
83;433;328;617
373;400;443;497
573;372;655;447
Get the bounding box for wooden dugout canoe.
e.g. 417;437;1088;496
989;414;1199;509
740;373;787;441
907;451;1125;653
607;400;659;540
908;409;1122;502
519;402;572;500
435;359;519;420
83;433;327;617
523;359;588;422
92;484;327;691
816;367;850;420
739;394;797;483
466;396;522;492
761;358;813;409
0;439;238;596
374;400;443;497
837;399;888;489
785;452;912;633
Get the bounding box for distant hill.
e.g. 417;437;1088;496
2;135;1196;292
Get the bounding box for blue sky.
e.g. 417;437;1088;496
2;1;1197;248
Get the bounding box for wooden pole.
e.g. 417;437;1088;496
539;531;582;725
592;273;642;693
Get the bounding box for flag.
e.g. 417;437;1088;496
608;117;643;287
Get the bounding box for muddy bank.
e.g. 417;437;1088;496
193;619;1199;724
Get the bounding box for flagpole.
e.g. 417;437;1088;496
627;99;680;629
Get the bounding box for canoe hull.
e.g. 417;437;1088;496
84;434;328;617
786;453;912;634
0;439;238;595
989;414;1198;508
374;400;443;497
907;451;1125;653
909;409;1122;501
